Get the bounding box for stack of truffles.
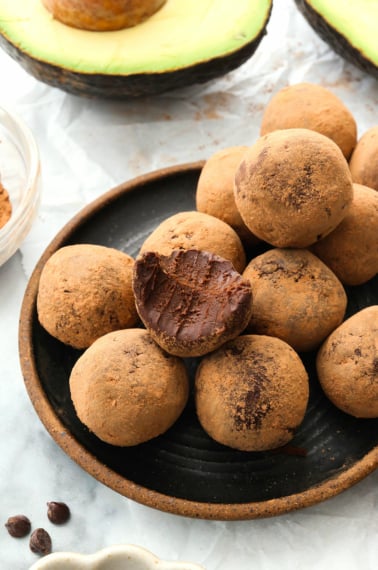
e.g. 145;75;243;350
37;82;378;453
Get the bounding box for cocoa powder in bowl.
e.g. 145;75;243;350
0;181;12;230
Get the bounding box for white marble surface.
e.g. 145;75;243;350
1;1;377;569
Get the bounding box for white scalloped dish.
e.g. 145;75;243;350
29;544;205;570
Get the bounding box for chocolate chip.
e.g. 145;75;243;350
29;528;52;556
5;515;31;538
47;501;70;524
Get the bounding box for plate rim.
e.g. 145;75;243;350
18;161;378;521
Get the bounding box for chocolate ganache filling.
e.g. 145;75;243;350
133;249;253;357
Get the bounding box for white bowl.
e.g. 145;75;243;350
0;104;41;266
29;544;205;570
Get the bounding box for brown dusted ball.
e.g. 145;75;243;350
242;248;347;352
349;125;378;191
69;328;189;446
37;244;138;349
260;82;357;159
196;146;260;247
139;210;246;273
133;249;253;357
311;183;378;286
234;128;353;248
195;334;309;451
316;306;378;418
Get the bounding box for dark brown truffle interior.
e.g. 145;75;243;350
133;249;252;342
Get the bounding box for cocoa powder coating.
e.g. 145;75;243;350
69;328;189;446
311;183;378;285
316;306;378;418
139;210;246;273
242;248;347;352
195;334;309;451
260;82;357;159
37;243;138;349
349;125;378;191
234;128;354;248
196;146;260;247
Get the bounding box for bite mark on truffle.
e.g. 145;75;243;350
133;249;253;357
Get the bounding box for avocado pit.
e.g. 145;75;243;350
42;0;167;31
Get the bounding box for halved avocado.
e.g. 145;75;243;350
0;0;272;99
295;0;378;78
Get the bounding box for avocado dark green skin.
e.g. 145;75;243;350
0;13;271;99
295;0;378;79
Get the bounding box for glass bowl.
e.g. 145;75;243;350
0;104;41;267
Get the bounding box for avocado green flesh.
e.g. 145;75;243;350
306;0;378;64
0;0;272;75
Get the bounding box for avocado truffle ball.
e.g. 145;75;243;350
242;248;347;352
349;125;378;191
69;328;189;446
196;146;259;246
316;306;378;418
311;183;378;285
133;249;253;357
260;82;357;159
195;334;309;451
139;210;246;273
234;128;353;248
37;244;138;349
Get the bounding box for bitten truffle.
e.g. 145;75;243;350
316;306;378;418
242;248;347;352
311;183;378;285
133;249;253;357
69;328;189;446
260;82;357;159
196;146;259;246
139;210;246;273
37;244;138;349
234;128;353;248
195;334;309;451
349;125;378;191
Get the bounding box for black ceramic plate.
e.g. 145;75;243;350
19;162;378;520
